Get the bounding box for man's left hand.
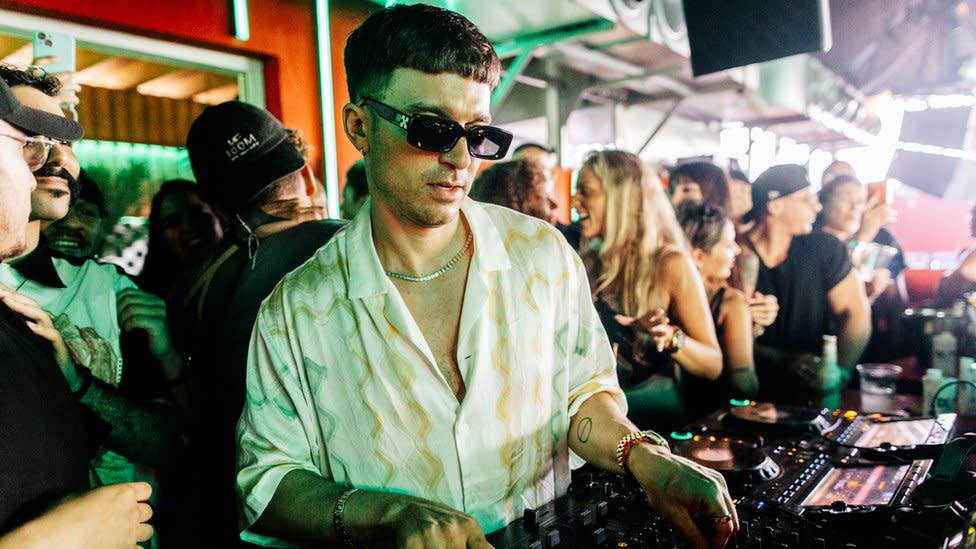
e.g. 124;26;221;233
117;288;179;368
627;443;738;549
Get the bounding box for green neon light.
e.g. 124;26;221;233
491;50;533;110
315;0;341;218
385;0;397;6
729;399;751;407
670;431;693;441
233;0;251;41
494;18;614;58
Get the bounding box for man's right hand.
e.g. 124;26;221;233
372;494;493;548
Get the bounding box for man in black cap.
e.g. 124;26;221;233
742;164;871;405
0;73;154;548
169;100;345;547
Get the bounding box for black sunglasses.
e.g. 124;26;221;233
360;97;512;161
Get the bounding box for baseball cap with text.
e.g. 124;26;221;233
186;101;305;214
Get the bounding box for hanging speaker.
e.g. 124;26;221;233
682;0;832;77
607;0;652;36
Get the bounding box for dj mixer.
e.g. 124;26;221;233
487;401;976;549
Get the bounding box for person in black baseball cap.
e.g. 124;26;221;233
171;101;345;548
186;100;306;215
0;72;82;143
743;163;870;408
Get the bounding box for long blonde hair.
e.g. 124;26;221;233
584;150;688;317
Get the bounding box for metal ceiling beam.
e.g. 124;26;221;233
491;49;535;109
493;18;614;59
552;41;693;97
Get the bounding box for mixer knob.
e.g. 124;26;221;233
528;541;543;549
523;508;538;530
829;500;848;512
592;527;608;545
577;508;594;527
596;500;609;521
545;528;561;547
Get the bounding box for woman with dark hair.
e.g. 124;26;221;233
470;158;557;224
572;150;721;429
676;201;760;411
137;180;223;300
668;161;732;214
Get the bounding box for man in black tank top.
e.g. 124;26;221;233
742;165;871;405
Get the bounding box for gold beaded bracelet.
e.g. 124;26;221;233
615;430;670;472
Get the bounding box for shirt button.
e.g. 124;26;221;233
458;423;469;435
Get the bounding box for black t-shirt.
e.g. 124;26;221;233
0;303;91;533
755;232;852;356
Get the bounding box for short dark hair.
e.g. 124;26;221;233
345;160;368;199
512;142;554;157
470;159;546;213
675;200;728;252
0;63;62;97
729;169;749;184
669;161;731;213
815;173;861;230
344;4;500;103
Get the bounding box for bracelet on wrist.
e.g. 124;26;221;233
615;430;670;473
332;487;359;547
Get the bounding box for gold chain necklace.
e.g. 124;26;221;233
384;230;473;283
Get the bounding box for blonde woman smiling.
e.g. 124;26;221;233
572;150;721;428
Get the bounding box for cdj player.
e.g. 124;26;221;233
487;401;976;549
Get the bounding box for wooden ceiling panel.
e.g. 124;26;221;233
136;69;235;100
192;82;239;105
77;57;176;90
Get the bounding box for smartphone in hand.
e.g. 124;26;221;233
32;31;76;73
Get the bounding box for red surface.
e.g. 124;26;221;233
886;186;973;260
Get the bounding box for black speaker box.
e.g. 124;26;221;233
682;0;832;77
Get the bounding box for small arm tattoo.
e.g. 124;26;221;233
576;417;593;443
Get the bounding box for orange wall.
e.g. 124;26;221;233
329;0;376;192
4;0;325;174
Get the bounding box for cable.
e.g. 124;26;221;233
929;380;976;416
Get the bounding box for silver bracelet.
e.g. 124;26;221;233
332;487;359;547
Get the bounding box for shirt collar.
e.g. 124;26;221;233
345;198;511;299
10;238;66;288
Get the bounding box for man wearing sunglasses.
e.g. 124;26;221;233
236;5;734;549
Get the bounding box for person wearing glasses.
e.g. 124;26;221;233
0;67;184;535
0;73;154;549
235;5;735;549
742;165;871;407
163;100;346;548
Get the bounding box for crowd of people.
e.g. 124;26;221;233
0;4;947;549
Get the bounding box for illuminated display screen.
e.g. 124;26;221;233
801;465;910;507
856;419;934;448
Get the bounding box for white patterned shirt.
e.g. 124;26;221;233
237;199;623;545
